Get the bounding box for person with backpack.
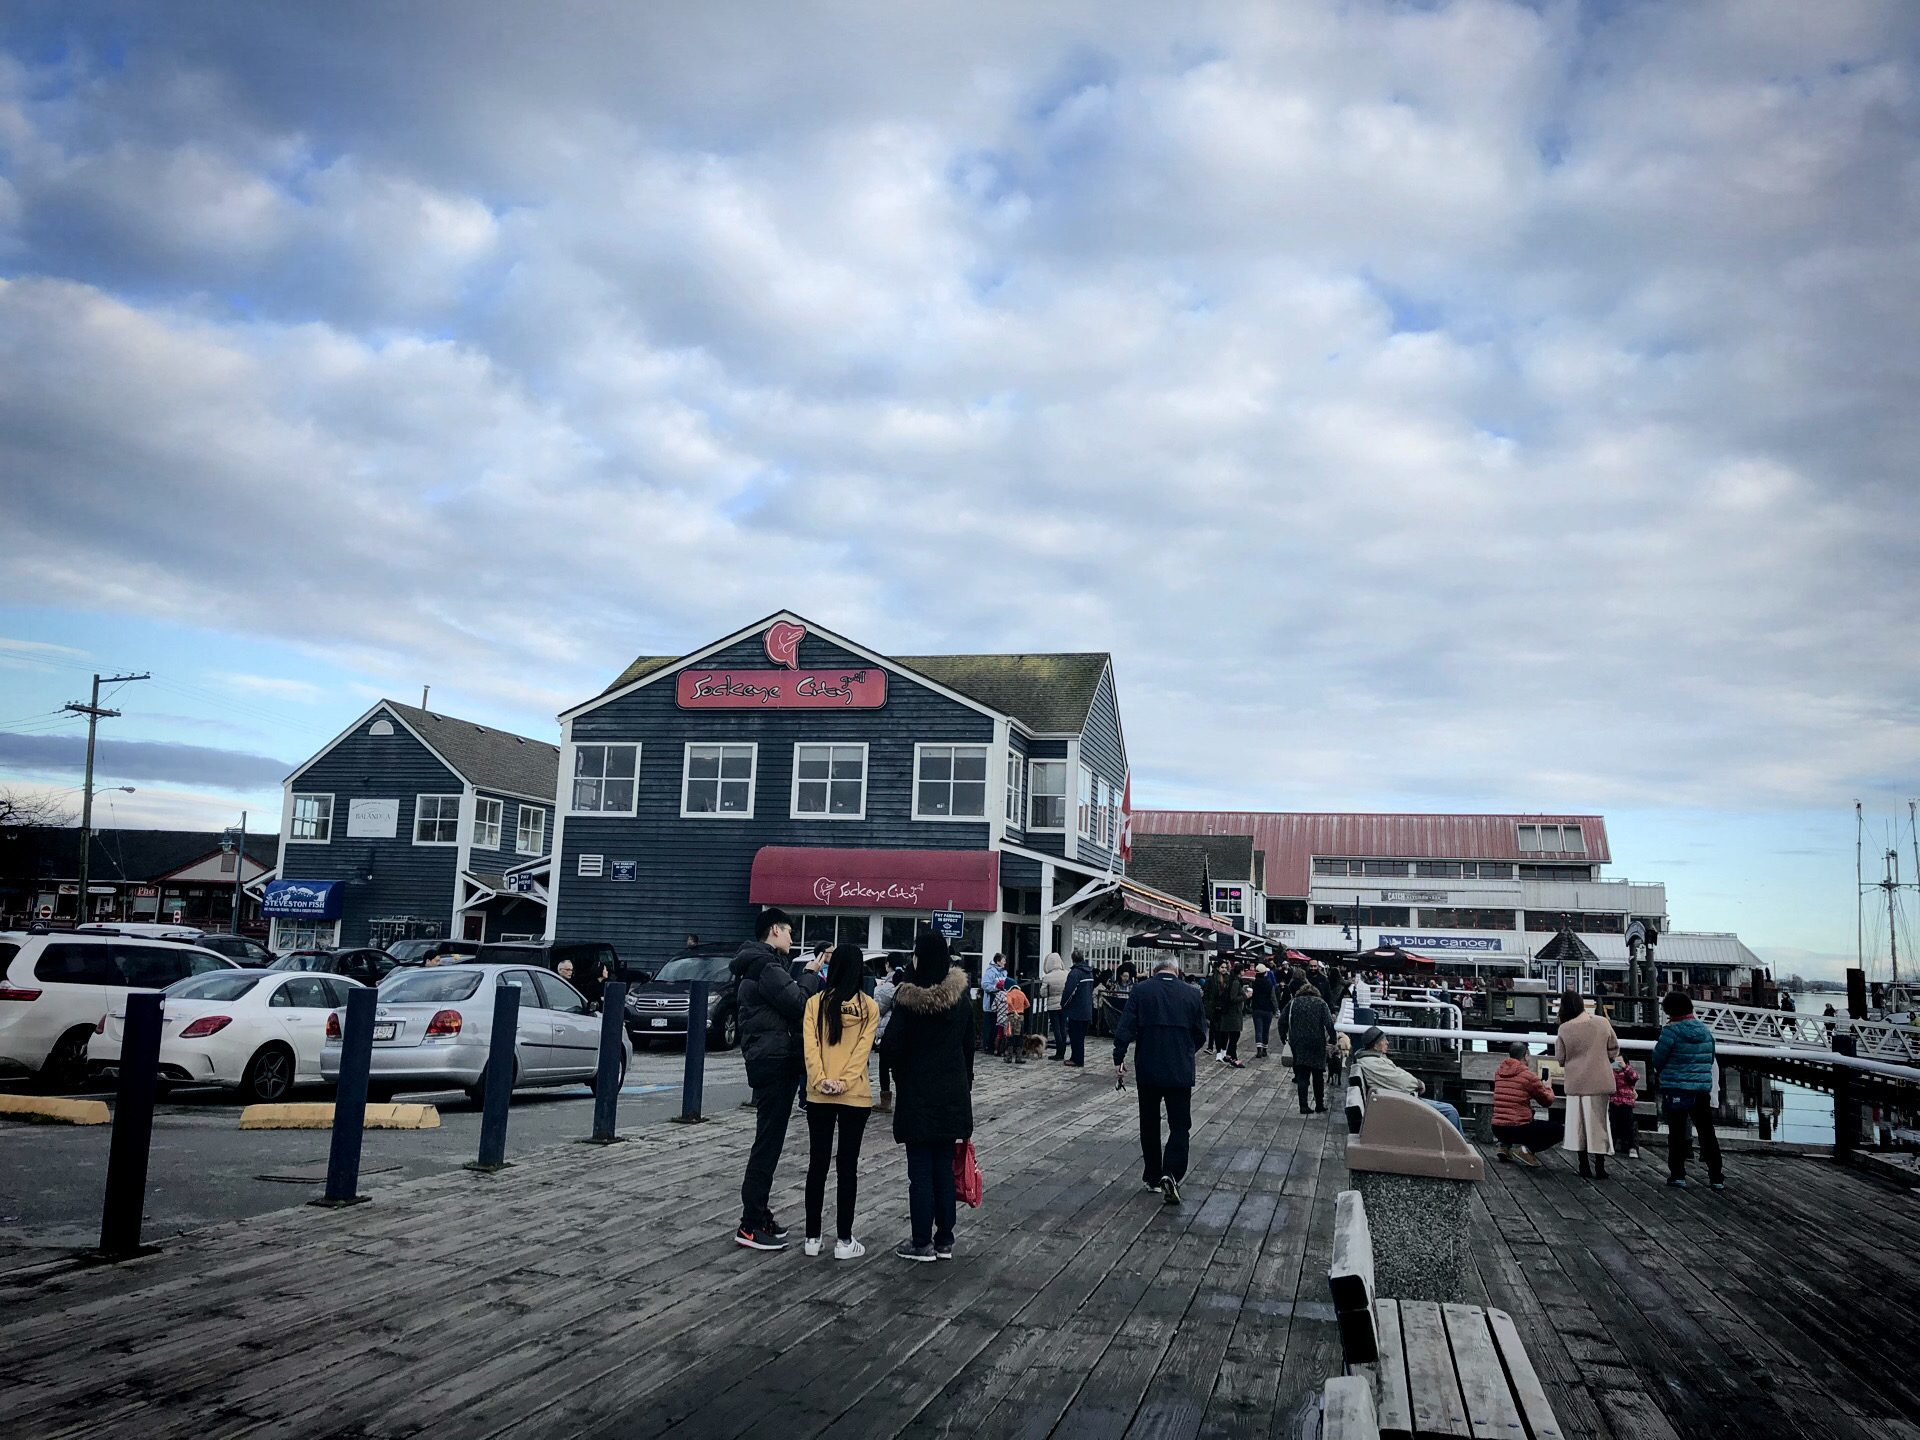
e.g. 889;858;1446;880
731;907;822;1251
1651;990;1723;1189
1281;982;1337;1114
801;944;880;1260
880;933;977;1261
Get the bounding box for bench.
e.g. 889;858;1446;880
1324;1190;1563;1440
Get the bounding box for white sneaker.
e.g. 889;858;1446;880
834;1237;865;1260
1215;1050;1226;1061
803;1237;823;1257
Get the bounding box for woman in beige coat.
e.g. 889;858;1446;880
1555;990;1621;1178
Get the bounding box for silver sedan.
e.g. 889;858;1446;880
320;963;628;1105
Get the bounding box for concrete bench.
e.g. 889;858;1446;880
1324;1190;1563;1440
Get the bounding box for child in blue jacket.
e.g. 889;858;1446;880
1650;990;1723;1189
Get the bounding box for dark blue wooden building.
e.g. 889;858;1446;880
265;701;558;951
547;612;1204;978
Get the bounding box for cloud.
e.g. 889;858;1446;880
0;0;1913;832
0;732;291;790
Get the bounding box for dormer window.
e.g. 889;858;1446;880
1518;823;1585;854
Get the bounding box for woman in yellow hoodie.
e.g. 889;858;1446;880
801;943;881;1258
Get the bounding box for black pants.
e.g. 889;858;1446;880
1493;1118;1563;1153
875;1046;892;1096
906;1142;957;1247
1211;1026;1239;1059
1293;1064;1325;1112
1608;1104;1636;1154
1252;1012;1273;1046
1137;1082;1193;1184
1051;1010;1068;1057
1665;1094;1722;1183
739;1068;797;1229
805;1104;870;1242
1067;1018;1088;1065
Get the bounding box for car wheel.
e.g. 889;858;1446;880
40;1028;95;1093
463;1058;519;1109
709;1007;739;1051
241;1045;296;1104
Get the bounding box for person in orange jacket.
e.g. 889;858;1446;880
1491;1041;1563;1167
997;981;1030;1064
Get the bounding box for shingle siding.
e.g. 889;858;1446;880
556;633;995;966
281;708;465;947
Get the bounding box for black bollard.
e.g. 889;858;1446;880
587;981;629;1144
673;980;709;1124
470;981;519;1171
315;986;377;1207
98;990;164;1256
1832;1031;1858;1163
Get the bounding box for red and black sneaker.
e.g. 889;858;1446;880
735;1225;787;1251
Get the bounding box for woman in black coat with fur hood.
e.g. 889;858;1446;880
879;932;977;1262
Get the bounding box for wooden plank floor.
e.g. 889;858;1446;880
7;1050;1920;1440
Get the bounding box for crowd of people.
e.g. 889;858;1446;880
725;914;1729;1262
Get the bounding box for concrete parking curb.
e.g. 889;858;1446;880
238;1103;441;1130
0;1094;111;1125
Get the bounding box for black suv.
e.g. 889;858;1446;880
385;938;480;966
186;933;278;966
267;947;398;987
624;942;743;1050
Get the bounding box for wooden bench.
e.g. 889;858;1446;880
1323;1190;1563;1440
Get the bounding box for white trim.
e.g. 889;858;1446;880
990;719;1011;846
542;718;571;944
514;804;547;856
787;741;869;821
412;793;463;846
680;741;759;819
471;795;505;851
564;741;641;817
911;742;992;822
286;792;335;844
452;786;475;939
1026;757;1068;832
559;609;1007;725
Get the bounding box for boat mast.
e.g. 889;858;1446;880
1889;847;1903;991
1857;802;1864;978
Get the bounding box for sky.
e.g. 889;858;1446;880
1;1;1915;980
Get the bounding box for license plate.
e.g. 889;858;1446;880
650;1018;669;1028
373;1021;399;1041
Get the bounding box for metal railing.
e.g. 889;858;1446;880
1691;1001;1920;1066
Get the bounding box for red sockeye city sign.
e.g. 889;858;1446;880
675;667;888;709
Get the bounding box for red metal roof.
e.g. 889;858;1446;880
1130;811;1611;899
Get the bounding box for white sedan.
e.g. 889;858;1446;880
89;969;365;1103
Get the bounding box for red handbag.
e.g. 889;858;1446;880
953;1139;984;1208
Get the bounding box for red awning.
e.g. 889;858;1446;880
749;847;1000;913
1117;884;1235;937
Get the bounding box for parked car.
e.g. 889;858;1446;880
188;933;279;967
87;969;365;1103
76;921;209;942
319;962;628;1106
472;941;627;1003
385;938;480;966
0;930;240;1089
623;942;745;1050
269;947;398;988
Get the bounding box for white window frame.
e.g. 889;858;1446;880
912;743;991;821
1004;751;1028;827
288;793;334;844
515;805;546;856
789;742;869;821
1028;760;1067;831
271;918;340;952
568;743;640;816
414;794;462;846
1076;765;1093;838
681;742;758;819
1560;824;1586;855
472;796;503;850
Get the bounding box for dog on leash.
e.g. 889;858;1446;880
1022;1033;1047;1060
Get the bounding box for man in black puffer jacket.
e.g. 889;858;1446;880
732;907;818;1250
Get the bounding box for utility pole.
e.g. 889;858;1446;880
63;673;150;924
228;811;247;934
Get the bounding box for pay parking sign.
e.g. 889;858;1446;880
931;909;964;940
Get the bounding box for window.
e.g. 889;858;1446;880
1102;779;1117;847
472;797;503;849
1520;864;1595;882
270;919;339;952
279;976;336;1009
1415;908;1518;931
1361;860;1409;877
1076;766;1093;836
415;795;461;844
533;971;587;1014
515;806;546;856
1414;862;1463;879
1312;905;1410;927
791;744;866;819
1029;760;1067;829
1267;898;1309;925
571;744;638;814
1214;885;1245;916
290;794;333;843
915;745;988;819
683;743;757;817
800;914;871;950
368;719;394;736
1475;863;1515;879
1313;857;1352;876
1525;911;1625;934
1518;823;1587;854
1005;752;1027;826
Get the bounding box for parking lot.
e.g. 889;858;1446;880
0;1042;750;1273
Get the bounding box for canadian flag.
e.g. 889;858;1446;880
1119;772;1133;864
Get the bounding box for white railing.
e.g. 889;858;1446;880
1692;1001;1920;1066
1372;998;1463;1055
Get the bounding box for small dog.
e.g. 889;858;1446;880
1022;1033;1047;1059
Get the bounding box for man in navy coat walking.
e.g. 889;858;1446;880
1112;956;1210;1205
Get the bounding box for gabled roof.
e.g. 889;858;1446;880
1532;929;1602;966
891;654;1110;734
602;656;678;693
22;829;281;882
1125;834;1213;908
1134;811;1612;897
381;702;559;803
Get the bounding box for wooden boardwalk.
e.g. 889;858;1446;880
4;1051;1919;1439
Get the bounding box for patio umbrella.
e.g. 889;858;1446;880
1125;927;1208;950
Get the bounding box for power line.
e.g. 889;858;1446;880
63;673;151;922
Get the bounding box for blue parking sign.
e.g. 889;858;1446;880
931;909;964;940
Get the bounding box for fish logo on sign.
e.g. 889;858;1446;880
765;620;806;669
